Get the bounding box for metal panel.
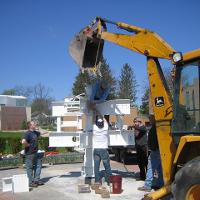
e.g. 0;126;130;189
49;130;135;148
96;99;130;115
49;132;80;147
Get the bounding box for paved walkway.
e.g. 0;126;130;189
0;160;148;200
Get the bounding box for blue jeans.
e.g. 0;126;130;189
93;149;112;183
34;155;42;182
144;150;164;189
25;153;42;184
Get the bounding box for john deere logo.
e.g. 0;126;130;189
155;97;164;107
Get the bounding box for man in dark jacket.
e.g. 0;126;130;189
132;117;148;180
138;114;164;192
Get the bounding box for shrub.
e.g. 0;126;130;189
0;132;74;155
38;137;49;151
0;132;50;155
0;137;22;155
0;138;6;154
21;120;27;130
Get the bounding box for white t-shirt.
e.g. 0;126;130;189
93;120;109;149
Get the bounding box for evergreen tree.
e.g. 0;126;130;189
97;58;117;99
1;88;16;95
118;63;137;105
140;87;149;115
72;70;91;96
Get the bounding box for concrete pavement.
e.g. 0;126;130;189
0;160;149;200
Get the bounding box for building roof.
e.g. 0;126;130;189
0;95;27;99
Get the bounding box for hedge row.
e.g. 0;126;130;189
0;137;49;155
0;152;84;169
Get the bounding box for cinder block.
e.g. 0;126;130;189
2;177;12;192
78;184;91;193
12;174;29;193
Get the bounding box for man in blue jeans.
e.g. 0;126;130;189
21;121;44;188
138;115;164;192
93;116;112;184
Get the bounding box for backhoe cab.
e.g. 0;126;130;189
69;17;200;200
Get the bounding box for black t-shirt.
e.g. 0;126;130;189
128;125;147;147
23;130;40;155
148;124;159;151
134;125;147;147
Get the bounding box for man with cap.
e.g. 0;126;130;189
93;115;112;184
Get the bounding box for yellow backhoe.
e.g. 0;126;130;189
69;17;200;200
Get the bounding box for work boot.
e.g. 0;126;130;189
137;186;151;192
35;181;44;186
29;182;38;188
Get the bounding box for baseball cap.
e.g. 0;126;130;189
97;118;103;123
96;118;104;128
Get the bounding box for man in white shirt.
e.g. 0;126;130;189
93;115;112;184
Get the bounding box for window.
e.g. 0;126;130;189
172;61;200;134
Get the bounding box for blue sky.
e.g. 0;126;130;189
0;0;200;105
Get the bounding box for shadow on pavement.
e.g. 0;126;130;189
112;170;136;178
59;171;81;178
99;169;137;179
110;153;138;165
41;175;59;183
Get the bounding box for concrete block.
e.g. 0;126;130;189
78;184;91;193
2;177;12;192
12;174;29;193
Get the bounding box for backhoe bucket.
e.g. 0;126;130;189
69;30;104;71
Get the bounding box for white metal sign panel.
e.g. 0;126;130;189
49;130;135;148
109;130;135;146
49;132;80;147
95;99;130;115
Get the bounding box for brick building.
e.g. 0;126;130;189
0;95;31;130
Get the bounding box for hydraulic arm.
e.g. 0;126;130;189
69;17;176;71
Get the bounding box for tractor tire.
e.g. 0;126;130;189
171;156;200;200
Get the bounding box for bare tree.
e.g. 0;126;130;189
14;85;33;104
31;83;53;115
1;83;53;115
32;83;52;99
